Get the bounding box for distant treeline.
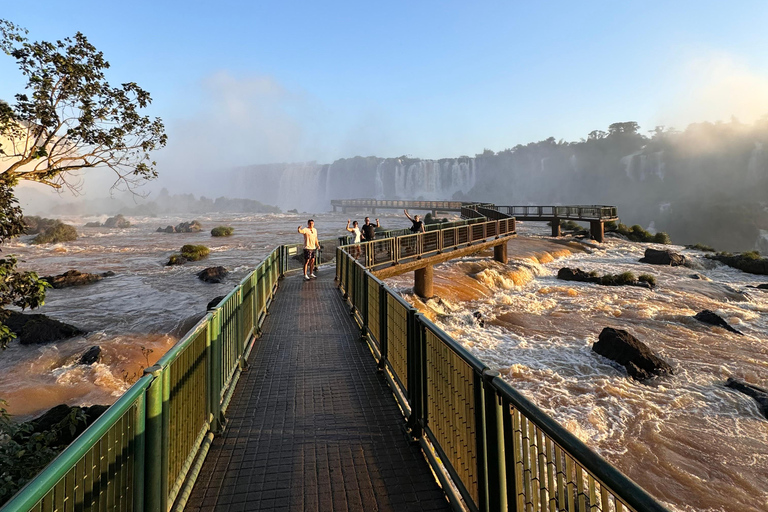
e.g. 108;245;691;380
464;119;768;252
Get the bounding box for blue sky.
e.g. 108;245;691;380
2;0;768;179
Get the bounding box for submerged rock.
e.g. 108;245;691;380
693;310;743;335
4;310;84;345
639;248;686;266
207;296;226;310
198;266;228;283
77;346;102;365
157;225;176;233
156;220;203;234
557;267;598;283
592;327;673;381
725;378;768;419
688;273;712;281
103;214;131;228
42;269;115;289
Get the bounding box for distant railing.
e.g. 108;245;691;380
343;218;516;271
490;205;618;220
335;225;669;512
331;199;466;210
1;249;284;512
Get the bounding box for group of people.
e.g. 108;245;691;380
298;209;427;281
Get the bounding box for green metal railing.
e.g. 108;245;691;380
2;249;285;512
335;225;670;512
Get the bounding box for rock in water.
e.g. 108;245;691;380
207;296;226;310
4;310;85;345
639;248;686;266
693;310;743;335
42;269;115;289
103;214;131;228
592;327;673;381
198;267;228;283
16;404;109;447
725;378;768;419
557;267;599;283
78;346;102;365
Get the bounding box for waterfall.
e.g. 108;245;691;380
747;142;764;182
277;162;326;212
374;161;385;199
622;150;665;181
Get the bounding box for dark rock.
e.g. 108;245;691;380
175;221;202;233
157;225;176;233
198;266;228;283
78;346;102;365
22;216;59;235
32;223;78;244
17;404;109;447
751;283;768;290
3;310;85;345
42;269;115;289
557;267;599;283
725;378;768;419
84;221;102;228
472;311;484;327
207;296;226;310
288;209;299;214
592;327;673;381
639;248;686;266
103;214;130;228
688;274;712;281
693;310;743;335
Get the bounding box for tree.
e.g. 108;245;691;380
608;121;640;136
0;19;166;348
0;19;167;191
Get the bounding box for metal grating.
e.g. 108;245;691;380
366;275;380;348
386;294;409;391
424;328;479;507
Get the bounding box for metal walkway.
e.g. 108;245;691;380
185;270;451;512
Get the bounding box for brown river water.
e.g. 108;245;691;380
1;212;766;511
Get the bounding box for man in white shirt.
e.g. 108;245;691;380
298;219;319;280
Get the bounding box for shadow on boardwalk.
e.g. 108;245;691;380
187;269;451;511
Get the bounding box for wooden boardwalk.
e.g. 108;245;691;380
186;269;451;512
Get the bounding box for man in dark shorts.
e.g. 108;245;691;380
360;216;379;241
297;219;319;280
404;209;425;233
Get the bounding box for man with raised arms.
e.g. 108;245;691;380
298;219;319;281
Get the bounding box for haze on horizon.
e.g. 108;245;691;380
2;0;768;201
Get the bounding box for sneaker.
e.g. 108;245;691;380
304;274;310;281
310;273;317;279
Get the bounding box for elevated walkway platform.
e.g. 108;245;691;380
186;271;451;512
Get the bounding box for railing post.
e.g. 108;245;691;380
133;387;147;512
209;310;224;432
475;370;490;512
483;371;508;512
406;310;424;439
143;365;167;512
377;283;388;370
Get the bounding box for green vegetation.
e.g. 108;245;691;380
599;271;638;286
166;254;187;266
180;245;210;261
638;274;657;287
614;223;671;244
211;226;234;237
685;243;715;252
31;223;77;244
604;221;618;231
707;251;768;275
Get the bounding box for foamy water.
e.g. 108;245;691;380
387;225;768;512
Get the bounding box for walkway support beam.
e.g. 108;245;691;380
551;220;561;237
590;220;605;242
493;242;508;264
414;265;434;298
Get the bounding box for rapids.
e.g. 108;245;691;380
387;225;768;512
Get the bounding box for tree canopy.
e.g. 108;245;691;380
0;19;167;191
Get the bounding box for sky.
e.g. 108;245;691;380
2;0;768;194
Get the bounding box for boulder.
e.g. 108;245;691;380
693;310;743;335
725;378;768;419
207;296;226;310
3;310;85;345
198;267;228;283
42;270;115;289
639;248;686;266
175;221;202;233
557;267;599;283
688;274;712;281
472;311;484;327
157;225;176;233
592;327;673;381
77;346;102;365
103;214;131;228
84;221;102;228
16;404;109;447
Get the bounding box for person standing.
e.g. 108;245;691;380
360;216;380;241
404;210;425;233
346;219;362;258
298;219;319;280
